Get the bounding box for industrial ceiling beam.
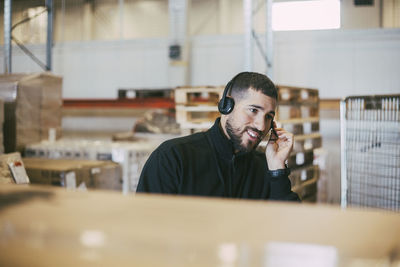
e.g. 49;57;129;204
4;0;12;73
265;0;273;78
243;0;253;71
244;0;274;78
46;0;53;71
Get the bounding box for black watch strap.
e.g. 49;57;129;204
268;167;290;178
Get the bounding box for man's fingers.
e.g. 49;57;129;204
274;129;293;140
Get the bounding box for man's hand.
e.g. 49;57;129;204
265;126;294;170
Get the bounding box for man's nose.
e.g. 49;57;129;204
254;115;266;132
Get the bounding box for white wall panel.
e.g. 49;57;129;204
1;29;399;99
273;29;400;98
53;39;169;98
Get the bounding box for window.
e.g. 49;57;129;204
272;0;341;31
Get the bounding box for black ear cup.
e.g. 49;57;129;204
218;96;234;115
218;79;236;115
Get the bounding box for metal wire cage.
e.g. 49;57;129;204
341;95;400;211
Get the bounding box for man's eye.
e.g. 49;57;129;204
249;108;257;113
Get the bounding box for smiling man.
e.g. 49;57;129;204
137;72;300;201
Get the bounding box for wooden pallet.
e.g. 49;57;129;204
175;105;219;126
293;133;322;153
277;85;319;104
289;164;319;188
288;149;314;169
276;103;319;120
174;86;224;106
292;176;319;201
174;86;224;132
279;117;320;135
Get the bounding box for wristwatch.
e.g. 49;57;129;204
269;166;290;177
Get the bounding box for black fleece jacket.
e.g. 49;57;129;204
137;118;299;201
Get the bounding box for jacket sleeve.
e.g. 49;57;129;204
268;168;301;202
136;145;181;194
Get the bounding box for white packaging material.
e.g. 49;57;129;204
24;139;159;193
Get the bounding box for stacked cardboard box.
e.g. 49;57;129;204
0;73;62;153
0;98;4;154
23;158;122;191
25;139;159;193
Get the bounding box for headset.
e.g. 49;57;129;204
218;79;235;115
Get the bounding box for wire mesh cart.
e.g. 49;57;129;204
341;95;400;211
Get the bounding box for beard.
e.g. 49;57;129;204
225;116;264;153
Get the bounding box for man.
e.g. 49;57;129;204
137;72;299;201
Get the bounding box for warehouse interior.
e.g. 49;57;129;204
0;0;400;266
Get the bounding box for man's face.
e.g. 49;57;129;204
222;88;276;153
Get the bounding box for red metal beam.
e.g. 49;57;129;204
63;98;175;109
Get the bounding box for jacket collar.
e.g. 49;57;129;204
206;117;236;160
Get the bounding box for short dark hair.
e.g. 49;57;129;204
229;72;277;100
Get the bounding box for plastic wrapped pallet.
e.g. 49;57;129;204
25;139;159;193
0;73;62;153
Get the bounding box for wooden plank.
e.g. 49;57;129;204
292;176;319;200
278;117;320;124
276;105;319;120
290;165;320;188
277;85;319;103
175;109;219;125
292;174;320;193
174;86;224;105
294;133;322;141
176;105;219;112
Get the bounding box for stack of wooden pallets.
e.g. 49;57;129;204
275;86;321;202
174;86;224;134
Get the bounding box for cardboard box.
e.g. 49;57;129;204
90;161;123;190
23;158;122;191
0;97;4;123
0;73;62;153
0;98;4;154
